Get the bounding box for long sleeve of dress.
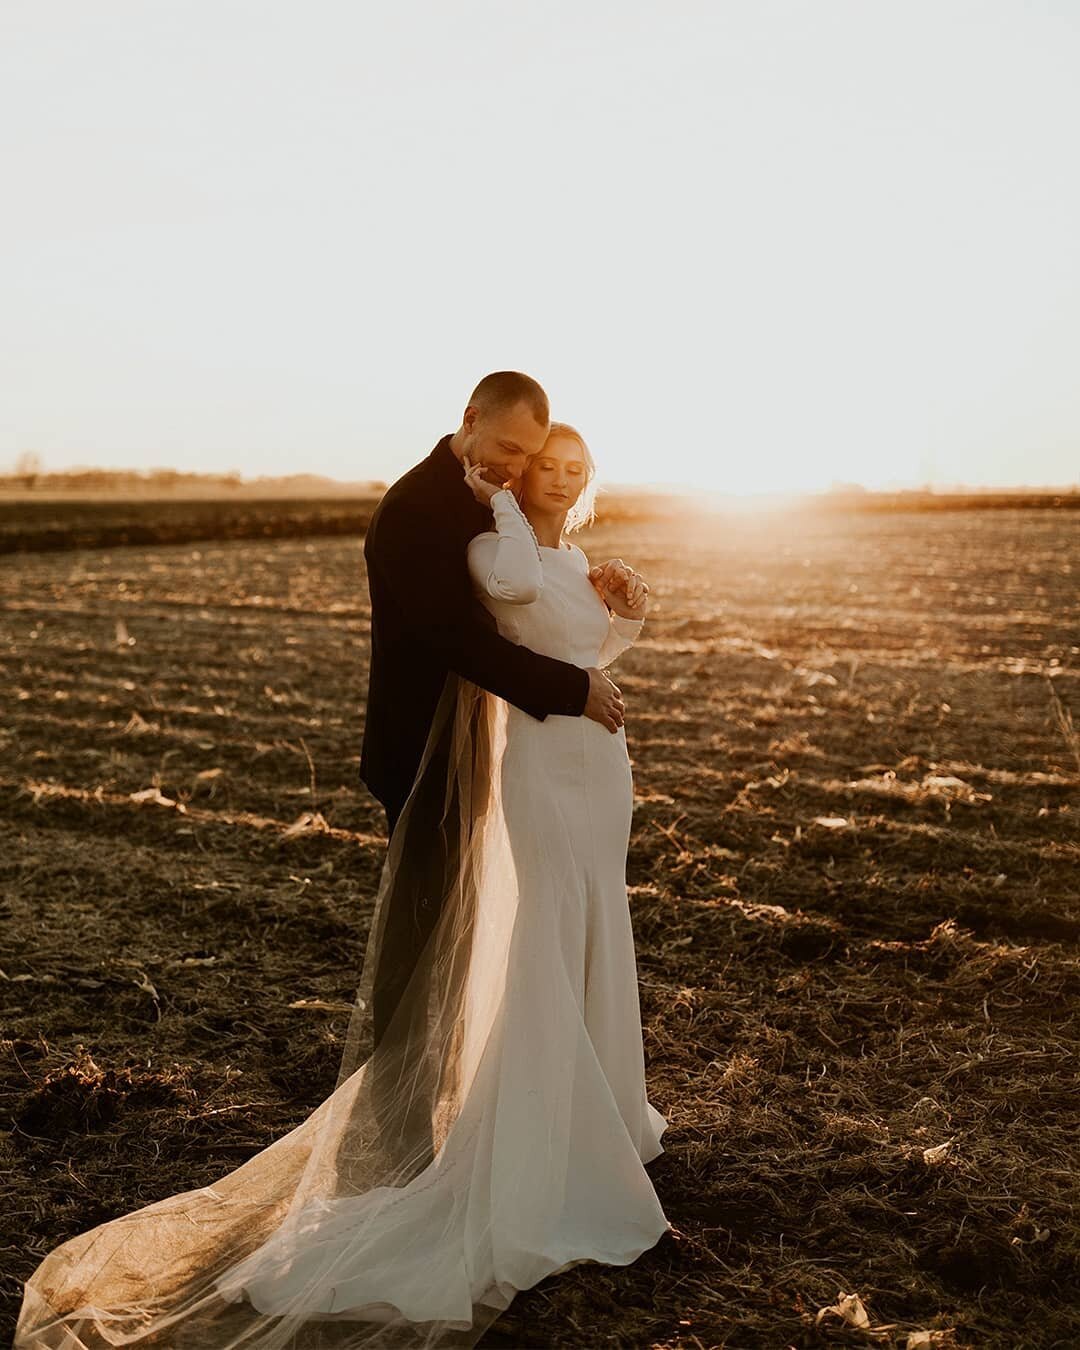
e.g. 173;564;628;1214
597;612;645;668
466;489;545;604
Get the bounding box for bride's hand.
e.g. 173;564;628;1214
463;454;510;506
588;559;649;619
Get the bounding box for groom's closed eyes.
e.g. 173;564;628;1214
496;445;531;467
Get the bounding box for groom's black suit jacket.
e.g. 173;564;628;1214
359;434;591;823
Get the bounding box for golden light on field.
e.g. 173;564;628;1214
2;3;1078;494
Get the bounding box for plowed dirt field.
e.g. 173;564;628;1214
3;504;1078;1347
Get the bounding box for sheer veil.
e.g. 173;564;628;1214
16;671;530;1349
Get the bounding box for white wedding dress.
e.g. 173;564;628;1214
15;491;670;1349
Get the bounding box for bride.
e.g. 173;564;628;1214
15;422;672;1348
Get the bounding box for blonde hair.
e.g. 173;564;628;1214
530;420;598;534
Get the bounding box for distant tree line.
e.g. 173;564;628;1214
0;466;393;498
2;466;245;491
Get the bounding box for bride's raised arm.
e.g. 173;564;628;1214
467;488;545;604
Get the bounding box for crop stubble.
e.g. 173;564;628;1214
1;504;1078;1348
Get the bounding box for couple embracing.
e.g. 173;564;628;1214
16;371;672;1350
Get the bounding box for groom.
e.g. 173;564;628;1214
358;372;627;1085
360;369;625;837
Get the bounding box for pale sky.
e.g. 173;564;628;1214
2;1;1078;493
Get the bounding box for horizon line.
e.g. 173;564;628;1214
4;464;1080;499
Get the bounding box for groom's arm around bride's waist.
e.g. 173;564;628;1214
369;495;589;720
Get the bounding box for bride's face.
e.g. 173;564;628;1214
518;434;588;518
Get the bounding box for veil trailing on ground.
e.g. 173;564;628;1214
16;672;529;1349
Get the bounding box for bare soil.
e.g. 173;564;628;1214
2;503;1078;1348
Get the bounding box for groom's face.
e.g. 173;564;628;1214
463;401;549;484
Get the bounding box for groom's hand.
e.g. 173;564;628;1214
584;667;625;733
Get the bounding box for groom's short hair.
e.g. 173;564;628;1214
467;371;549;428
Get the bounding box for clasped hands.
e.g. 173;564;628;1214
588;558;649;620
